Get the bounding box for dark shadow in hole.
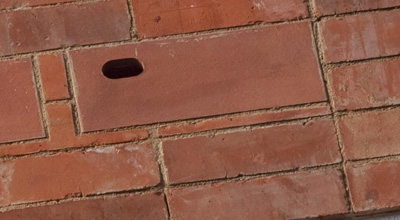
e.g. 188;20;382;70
102;58;144;79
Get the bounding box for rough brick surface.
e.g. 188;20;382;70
131;0;309;38
38;53;70;101
329;59;400;110
167;168;348;219
347;160;400;212
339;108;400;160
0;58;44;144
0;144;160;206
0;0;130;56
312;0;400;17
71;22;326;132
319;10;400;62
0;0;76;9
163;118;341;184
0;193;168;219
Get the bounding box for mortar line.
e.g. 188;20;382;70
125;0;137;39
306;0;353;213
0;0;107;13
318;5;400;20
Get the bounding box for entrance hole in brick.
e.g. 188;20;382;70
102;58;143;79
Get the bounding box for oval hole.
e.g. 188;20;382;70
102;58;143;79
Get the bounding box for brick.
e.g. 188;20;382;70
0;0;75;9
131;0;309;38
339;108;400;160
319;10;400;63
312;0;400;17
163;118;341;184
38;53;70;101
71;22;326;132
0;193;168;219
0;58;44;144
346;159;400;212
158;104;331;136
329;59;400;111
0;0;130;56
167;168;348;219
0;143;160;206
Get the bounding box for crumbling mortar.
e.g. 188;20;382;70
0;0;107;13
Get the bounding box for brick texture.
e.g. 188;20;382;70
0;144;160;206
0;0;76;9
312;0;400;17
0;0;130;56
0;193;168;219
131;0;309;38
163;118;341;184
0;58;44;144
319;10;400;63
167;168;348;219
329;59;400;111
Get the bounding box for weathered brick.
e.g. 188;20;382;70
71;22;326;132
167;168;348;219
0;193;168;219
0;143;160;206
0;58;44;144
0;0;75;9
163;118;341;184
339;108;400;160
38;53;70;101
329;59;400;110
319;10;400;63
158;104;331;136
0;0;130;56
131;0;309;38
312;0;400;17
346;159;400;212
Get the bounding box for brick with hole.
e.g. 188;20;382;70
312;0;400;17
319;10;400;63
162;118;341;184
0;58;45;144
329;59;400;111
0;143;160;206
0;0;76;9
131;0;309;38
0;193;168;219
0;0;130;56
167;168;348;219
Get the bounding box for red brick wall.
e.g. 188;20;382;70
0;0;400;219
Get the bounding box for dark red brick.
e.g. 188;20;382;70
319;10;400;63
0;143;160;206
131;0;309;38
0;0;75;9
347;159;400;212
0;193;168;219
0;58;44;144
0;0;130;56
329;59;400;110
70;22;326;132
339;108;400;160
163;118;341;184
312;0;400;17
167;168;348;219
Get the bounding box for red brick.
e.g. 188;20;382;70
38;53;70;101
312;0;400;17
163;118;340;184
158;104;331;136
71;22;326;132
0;143;160;206
0;0;130;56
0;58;44;144
319;10;400;63
346;159;400;212
329;59;400;111
0;193;168;219
167;168;348;219
339;108;400;160
0;0;75;9
131;0;309;38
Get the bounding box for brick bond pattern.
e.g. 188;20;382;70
0;0;400;219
